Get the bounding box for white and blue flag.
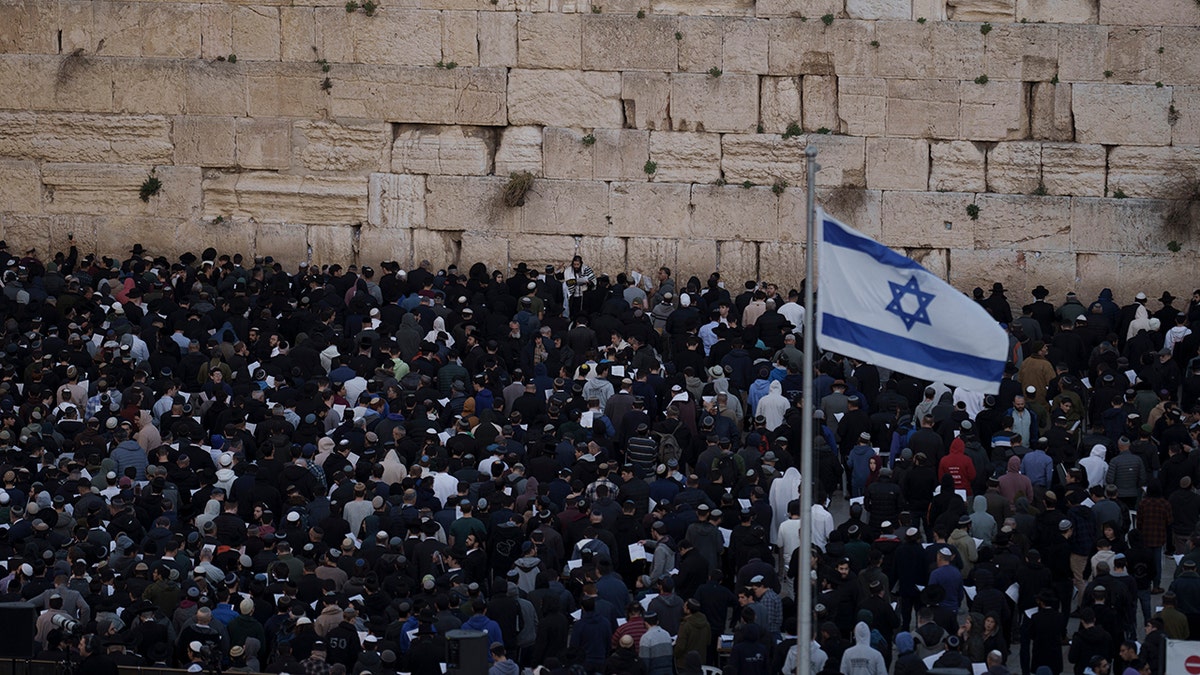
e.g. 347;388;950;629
816;208;1008;394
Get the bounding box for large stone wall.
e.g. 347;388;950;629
1;0;1198;301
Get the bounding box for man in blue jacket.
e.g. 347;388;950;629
569;596;612;671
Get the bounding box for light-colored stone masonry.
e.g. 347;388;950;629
1;0;1199;302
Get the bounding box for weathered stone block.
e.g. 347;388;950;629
1078;253;1198;311
542;127;594;181
142;3;203;58
0;161;42;215
1160;30;1200;86
716;239;760;286
321;9;441;66
250;221;310;268
393;125;496;176
866;138;929;191
721;134;809;185
847;0;913;19
880;191;977;249
722;19;769;74
1071;197;1191;255
974;194;1072;251
0;0;58;54
236;118;291;171
626;237;679;280
905;248;949;280
202;172;369;225
838;77;886;137
1172;86;1200;148
676;239;719;281
46;54;114;114
357;228;413;268
479;12;517;67
1100;0;1200;27
295;120;390;173
1040;144;1106;197
517;14;581;69
871;22;933;80
517;179;610;236
803;75;839;133
582;16;678;71
368;174;426;230
333;66;507;125
1015;0;1096;23
648;132;721;184
200;3;234;60
424;175;514;232
768;20;875;78
652;0;756;15
442;11;480;67
987;142;1042;195
41;163;153;216
247;66;328;119
1030;82;1073;142
949;249;1078;304
1106;27;1161;83
495;126;545;177
1073;83;1172;146
184;62;249;116
232;6;281;61
457;230;507;275
112;60;187;115
1108;147;1200;200
809;134;868;189
946;0;1015;21
676;17;723;73
307;225;357;269
984;24;1060;82
609;182;691;238
760;76;801;134
622;72;672;131
758;241;806;286
174;116;236;167
929;141;986;193
509;69;622;128
1058;25;1107;83
593;129;651;182
669;72;758;133
280;7;315;62
886;79;960;139
960;79;1029;142
756;0;842;18
690;184;782;241
0;112;174;164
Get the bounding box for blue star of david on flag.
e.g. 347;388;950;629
885;276;935;331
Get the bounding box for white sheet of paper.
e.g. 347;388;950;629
612;365;625;377
349;594;364;603
640;593;658;610
738;499;751;509
955;489;968;501
1174;555;1184;565
719;527;732;547
244;422;256;434
581;411;595;429
973;664;989;675
834;412;845;422
567;559;583;570
923;652;942;668
916;585;925;591
570;609;582;620
1025;607;1038;618
1005;583;1019;604
438;398;449;407
964;586;977;600
628;543;647;561
617;618;627;626
849;496;865;506
972;538;983;549
333;403;346;417
1081;377;1091;389
1082;498;1095;508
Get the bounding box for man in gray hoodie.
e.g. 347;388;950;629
840;621;888;675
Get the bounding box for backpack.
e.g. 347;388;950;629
655;429;683;465
713;452;740;487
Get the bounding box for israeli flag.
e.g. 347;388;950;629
816;209;1008;394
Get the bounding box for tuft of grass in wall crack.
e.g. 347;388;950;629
362;1;378;15
675;31;682;40
870;40;879;47
980;22;992;35
1156;81;1164;88
1032;184;1047;196
772;179;788;195
974;74;989;84
637;10;645;18
502;172;534;207
965;204;980;220
821;13;834;25
1050;75;1059;84
591;5;602;12
1112;189;1128;199
917;17;926;23
741;181;754;189
436;60;457;69
1168;240;1182;253
644;160;657;175
782;122;802;139
1104;70;1113;78
816;127;831;134
708;66;722;77
345;0;359;11
1169;105;1180;126
320;77;333;92
139;172;162;203
317;59;330;73
581;134;595;146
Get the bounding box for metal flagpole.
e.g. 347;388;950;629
797;145;819;675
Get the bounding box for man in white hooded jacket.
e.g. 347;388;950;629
840;621;888;675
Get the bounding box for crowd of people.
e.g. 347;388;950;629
0;237;1199;675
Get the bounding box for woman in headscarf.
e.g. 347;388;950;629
769;466;802;545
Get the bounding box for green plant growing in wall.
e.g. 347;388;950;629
741;181;754;189
772;179;788;195
756;123;764;133
227;54;237;63
974;74;989;84
782;122;802;139
1104;70;1113;78
345;0;359;11
581;133;596;146
1112;189;1128;198
637;9;645;18
917;17;926;23
362;1;378;15
1168;240;1182;252
714;178;726;186
1156;81;1164;87
821;13;834;25
321;77;333;91
675;31;682;40
644;160;658;175
966;203;980;220
317;59;331;73
1032;184;1048;196
592;5;602;12
980;22;992;35
502;172;534;207
708;66;722;77
139;172;162;202
1050;75;1059;84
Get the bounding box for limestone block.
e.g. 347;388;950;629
1058;25;1107;83
0;56;37;111
847;0;912;19
0;161;42;215
935;23;990;87
758;241;805;285
457;231;507;275
1073;83;1172;146
357;228;413;269
760;77;801;134
502;233;578;270
442;11;480;67
722;19;769;74
0;0;57;54
232;6;281;61
45;54;114;114
622;72;672;131
0;214;53;258
808;134;868;188
1030;82;1073;142
669;72;758;133
1040;143;1106;197
516;179;610;236
112;60;188;115
495;126;545;177
803;75;839;133
929;141;986;193
174;116;236;167
55;3;92;53
280;8;316;62
1108;147;1200;200
755;0;842;18
1015;0;1095;22
716;239;760;285
41;163;154;216
184;62;249;116
626;237;679;281
579;236;630;275
676;17;723;73
866;138;929;191
974;194;1072;251
946;0;1014;21
886;79;959;139
609;182;691;238
1160;30;1200;86
720;134;809;185
1106;27;1161;83
648;132;721;184
690;184;782;241
949;249;1078;304
816;187;884;240
543;127;594;180
200;4;234;60
593;129;651;182
317;9;442;66
871;22;932;79
306;225;357;269
424;175;515;232
905;249;948;280
509;69;622;128
1070;197;1187;254
911;0;949;19
676;239;719;281
1100;0;1200;27
368;174;427;229
768;20;875;78
142;3;203;58
582;16;678;72
392;125;497;176
176;214;258;259
202;172;369;225
479;12;517;67
235;118;291;171
1172;87;1200;147
517;14;581;69
295;120;390;173
0;112;174;164
247;64;329;119
960;79;1029;142
91;2;144;57
984;24;1060;82
332;66;507;125
651;0;756;16
880;191;977;249
986;142;1041;195
838;77;886;137
250;222;310;268
1078;253;1198;309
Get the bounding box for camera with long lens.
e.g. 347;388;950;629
50;614;81;636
